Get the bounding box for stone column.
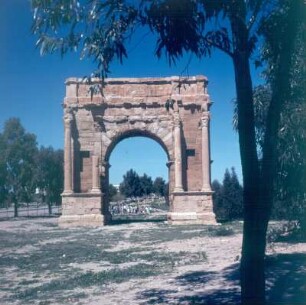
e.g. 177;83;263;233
201;111;212;192
91;155;101;193
173;111;184;192
63;111;73;194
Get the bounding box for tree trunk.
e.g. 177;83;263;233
14;201;18;217
233;51;267;305
48;201;52;215
230;12;266;304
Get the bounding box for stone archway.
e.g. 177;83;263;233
59;76;216;227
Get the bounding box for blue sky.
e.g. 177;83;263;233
0;1;263;185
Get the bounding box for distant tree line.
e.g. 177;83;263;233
0;118;63;216
117;169;168;199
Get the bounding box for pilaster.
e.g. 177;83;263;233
173;109;184;192
63;109;73;194
91;155;101;193
201;111;212;192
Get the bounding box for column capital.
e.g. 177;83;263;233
166;160;174;168
201;99;212;112
64;110;73;125
201;112;210;128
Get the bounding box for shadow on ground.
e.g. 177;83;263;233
110;215;167;225
266;252;306;305
138;263;241;305
138;252;306;305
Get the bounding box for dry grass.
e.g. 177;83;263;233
0;218;305;305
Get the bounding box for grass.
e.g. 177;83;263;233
0;218;242;305
11;264;156;303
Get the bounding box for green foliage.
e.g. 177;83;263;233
139;173;153;196
232;2;306;227
35;146;64;212
119;170;168;198
153;177;167;197
108;183;118;201
119;169;142;197
233;85;272;155
0;118;38;214
212;168;243;222
31;0;139;82
266;10;306;227
30;0;241;79
0;118;64;214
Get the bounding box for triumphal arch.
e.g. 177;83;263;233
59;76;216;227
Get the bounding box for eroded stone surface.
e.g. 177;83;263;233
60;76;216;227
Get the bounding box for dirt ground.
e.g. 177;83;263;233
0;217;305;305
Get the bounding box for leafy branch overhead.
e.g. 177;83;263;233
32;0;138;80
31;0;270;78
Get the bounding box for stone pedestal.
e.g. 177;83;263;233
59;193;105;227
167;191;217;225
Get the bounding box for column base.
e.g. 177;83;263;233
174;187;184;192
59;214;105;228
167;212;216;225
169;191;217;225
62;190;73;195
201;187;212;192
91;188;102;194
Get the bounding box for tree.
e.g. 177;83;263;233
0;135;8;207
233;4;306;233
234;85;306;225
153;177;167;197
212;168;243;222
139;174;153;196
108;184;118;201
30;1;305;303
119;169;141;197
260;5;306;234
225;167;243;220
212;179;224;221
35;146;64;214
0;118;38;216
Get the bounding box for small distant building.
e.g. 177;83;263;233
113;185;120;191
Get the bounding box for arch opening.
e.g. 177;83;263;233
104;129;171;164
103;131;171;223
